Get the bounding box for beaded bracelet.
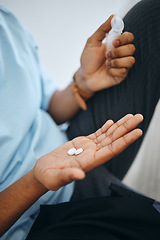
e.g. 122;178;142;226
71;74;93;110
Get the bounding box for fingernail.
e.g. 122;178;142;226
114;39;121;47
107;61;111;67
106;51;112;59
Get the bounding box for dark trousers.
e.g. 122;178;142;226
67;0;160;201
26;0;160;239
26;184;160;240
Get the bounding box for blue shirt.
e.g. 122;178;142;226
0;6;74;240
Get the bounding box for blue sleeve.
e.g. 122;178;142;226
39;63;58;110
27;32;58;110
26;30;58;111
0;5;58;111
20;11;58;110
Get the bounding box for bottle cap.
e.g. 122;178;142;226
111;15;124;33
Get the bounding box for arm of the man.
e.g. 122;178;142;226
0;114;143;237
48;84;81;124
0;171;47;237
48;16;135;124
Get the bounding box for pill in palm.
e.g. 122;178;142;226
68;148;76;156
75;148;83;155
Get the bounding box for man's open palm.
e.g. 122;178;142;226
34;114;143;191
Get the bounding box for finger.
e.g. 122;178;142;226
107;68;128;84
110;128;143;155
87;15;113;46
47;168;85;191
97;114;143;149
96;114;133;145
88;119;114;141
112;32;134;48
101;119;114;133
95;128;143;167
106;56;135;68
106;44;135;59
60;168;86;182
105;114;134;136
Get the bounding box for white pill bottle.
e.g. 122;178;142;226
106;15;124;50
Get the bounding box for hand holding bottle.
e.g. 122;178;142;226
106;15;124;50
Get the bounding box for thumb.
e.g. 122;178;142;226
48;168;86;191
88;15;113;46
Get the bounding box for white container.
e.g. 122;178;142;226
106;15;124;50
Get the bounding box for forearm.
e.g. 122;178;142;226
48;84;80;124
48;69;95;124
0;170;47;237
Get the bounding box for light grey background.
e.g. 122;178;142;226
1;0;160;201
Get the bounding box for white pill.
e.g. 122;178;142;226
75;148;83;155
68;148;76;156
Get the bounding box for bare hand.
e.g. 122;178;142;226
33;114;143;191
76;15;135;94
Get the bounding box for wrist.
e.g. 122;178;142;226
29;170;48;197
71;70;94;110
74;68;95;95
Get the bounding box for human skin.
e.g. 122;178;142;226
0;15;137;236
48;15;135;124
0;114;143;236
